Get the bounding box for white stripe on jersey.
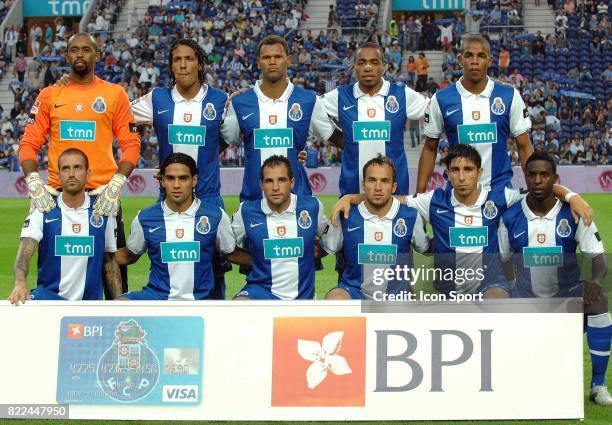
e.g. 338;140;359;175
362;207;394;295
58;204;90;300
266;211;300;300
165;216;197;301
171;99;204;165
461;96;494;188
357;95;387;187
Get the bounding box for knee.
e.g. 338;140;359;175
325;288;351;300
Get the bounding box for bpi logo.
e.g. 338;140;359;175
67;323;103;339
308;173;327;193
271;317;366;407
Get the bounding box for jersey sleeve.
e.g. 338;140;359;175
509;88;532;137
130;90;154;124
315;199;329;238
504;187;527;207
411;213;431;253
405;86;428;120
319;89;339;122
19;210;44;242
216;209;237;254
18;88;52;164
320;222;343;254
423;93;444;139
126;212;147;255
404;191;434;223
104;215;117;253
576;220;605;257
113;87;141;166
231;203;247;246
497;219;512;262
310;96;335;142
220;100;242;145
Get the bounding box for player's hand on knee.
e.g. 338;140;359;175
9;283;29;305
25;172;58;213
569;195;593;226
92;173;127;217
298;150;307;164
583;280;603;305
55;73;71;87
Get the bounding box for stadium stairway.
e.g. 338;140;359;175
0;62;18;116
113;0;149;37
301;0;336;32
401;50;444;83
522;0;556;35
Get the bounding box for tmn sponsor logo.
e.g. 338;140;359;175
254;128;293;149
168;124;206;146
59;120;96;141
271;317;366;406
352;121;391;142
263;237;304;260
457;123;497;144
162;385;198;402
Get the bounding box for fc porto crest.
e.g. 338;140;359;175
464;215;473;225
203;103;217;120
537;233;546;244
556;219;571;238
393;218;407;237
196;216;210;235
490;97;505;115
72;224;81;233
277;226;286;237
472;111;480;121
97;320;160;402
288;103;303;121
483;201;498;219
184;113;192;123
374;231;384;242
92;96;106;113
90;213;104;228
298;210;312;229
385;95;400;114
367;108;376;118
269;115;277;125
176;228;184;239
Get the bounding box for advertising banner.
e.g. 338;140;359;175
24;0;92;17
392;0;468;11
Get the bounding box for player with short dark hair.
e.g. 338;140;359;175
498;151;611;405
9;148;121;303
232;155;328;299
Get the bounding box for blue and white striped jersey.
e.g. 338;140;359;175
222;80;334;202
424;78;531;189
232;194;328;299
131;85;228;206
499;198;604;297
20;195;116;300
320;79;428;196
321;198;430;297
126;198;235;300
406;185;524;294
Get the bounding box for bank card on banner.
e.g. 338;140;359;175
56;316;203;405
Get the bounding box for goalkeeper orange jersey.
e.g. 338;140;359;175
19;77;140;190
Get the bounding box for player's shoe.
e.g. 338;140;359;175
589;385;612;406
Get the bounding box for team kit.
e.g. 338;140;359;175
9;33;611;405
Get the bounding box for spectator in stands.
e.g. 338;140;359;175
438;22;454;48
13;53;26;83
564;0;576;14
29;23;42;58
4;26;17;62
422;16;436;50
355;0;367;28
490;5;502;24
415;52;429;92
454;16;465;47
366;0;378;30
406;55;416;88
498;45;510;74
407;16;420;52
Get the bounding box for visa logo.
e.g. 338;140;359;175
254;128;293;149
162;385;199;402
353;121;391;142
59;120;96;141
457;123;497;144
67;323;103;339
168;124;206;145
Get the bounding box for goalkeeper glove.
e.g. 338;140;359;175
92;173;127;217
25;172;59;213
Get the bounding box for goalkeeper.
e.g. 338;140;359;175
18;32;140;293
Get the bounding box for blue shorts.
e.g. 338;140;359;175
30;287;67;301
234;284;280;300
326;284;365;300
512;281;584;298
121;286;168;300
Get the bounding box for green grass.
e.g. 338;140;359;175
0;195;611;424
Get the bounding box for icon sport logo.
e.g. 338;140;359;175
271;317;366;407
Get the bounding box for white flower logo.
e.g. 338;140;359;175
297;331;352;389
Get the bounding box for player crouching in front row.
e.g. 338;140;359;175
115;153;249;300
10;148;121;303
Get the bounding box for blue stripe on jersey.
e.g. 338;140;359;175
429;187;508;291
232;87;315;202
240;196;320;299
36;200;109;300
435;82;515;189
503;202;581;295
339;204;419;291
151;87;227;198
337;83;410;196
137;202;222;299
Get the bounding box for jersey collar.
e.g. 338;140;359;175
171;85;208;103
357;197;400;221
58;193;91;211
162;197;201;217
254;79;294;103
353;78;390;98
261;193;297;215
450;183;488;207
456;77;494;98
521;197;562;221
